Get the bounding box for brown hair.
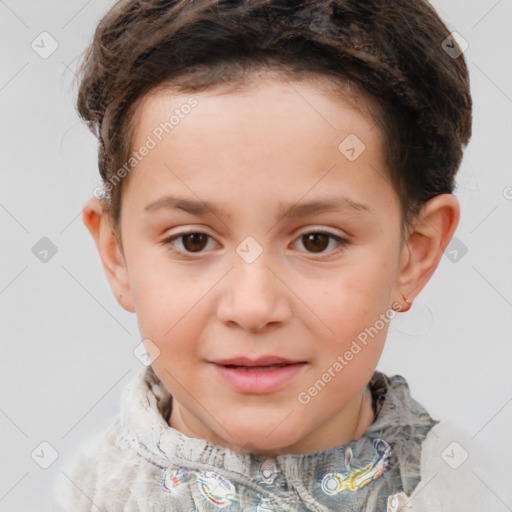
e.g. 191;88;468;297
76;0;472;243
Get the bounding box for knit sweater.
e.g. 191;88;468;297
54;366;490;511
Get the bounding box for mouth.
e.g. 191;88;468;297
220;363;295;371
212;356;306;368
210;356;307;394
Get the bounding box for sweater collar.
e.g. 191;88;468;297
120;365;437;496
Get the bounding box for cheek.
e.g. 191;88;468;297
128;264;202;347
347;243;399;301
313;257;397;347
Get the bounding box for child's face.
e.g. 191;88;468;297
97;77;409;454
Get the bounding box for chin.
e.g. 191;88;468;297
218;422;304;456
228;438;295;456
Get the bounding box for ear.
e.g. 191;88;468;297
82;197;136;313
394;194;460;312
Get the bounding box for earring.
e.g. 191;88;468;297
392;294;412;311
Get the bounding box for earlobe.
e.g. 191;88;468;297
82;198;136;313
394;194;460;308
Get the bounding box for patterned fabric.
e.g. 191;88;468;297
55;366;439;511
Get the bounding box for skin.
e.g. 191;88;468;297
82;75;460;456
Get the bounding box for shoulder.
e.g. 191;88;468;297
54;414;145;511
373;373;494;511
406;419;492;512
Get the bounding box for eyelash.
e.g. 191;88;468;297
161;229;350;258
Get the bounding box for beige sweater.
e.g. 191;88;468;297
54;366;492;511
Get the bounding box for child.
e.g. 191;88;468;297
55;0;487;510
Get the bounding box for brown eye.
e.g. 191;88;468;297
294;231;348;255
162;231;216;255
182;233;208;252
302;233;330;253
181;233;209;252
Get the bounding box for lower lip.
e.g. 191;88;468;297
211;363;306;394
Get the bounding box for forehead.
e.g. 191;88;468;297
135;68;379;121
123;76;394;219
132;72;380;139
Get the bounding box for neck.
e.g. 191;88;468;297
168;384;375;456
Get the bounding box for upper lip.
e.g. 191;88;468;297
211;356;305;366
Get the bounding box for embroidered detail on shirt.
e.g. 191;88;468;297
197;471;237;508
321;438;391;495
387;491;414;511
344;445;354;470
256;499;275;511
259;459;278;483
161;468;186;493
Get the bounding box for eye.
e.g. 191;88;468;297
161;229;349;257
162;231;217;254
293;231;349;255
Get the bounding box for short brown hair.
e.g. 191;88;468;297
76;0;472;241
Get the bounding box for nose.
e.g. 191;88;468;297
217;253;292;333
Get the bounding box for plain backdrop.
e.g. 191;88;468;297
1;0;511;510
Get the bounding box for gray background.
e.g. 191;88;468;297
1;0;511;510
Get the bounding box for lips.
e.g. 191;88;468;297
210;356;307;394
212;356;304;367
224;364;289;371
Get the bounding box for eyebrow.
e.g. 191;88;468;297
144;195;372;218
